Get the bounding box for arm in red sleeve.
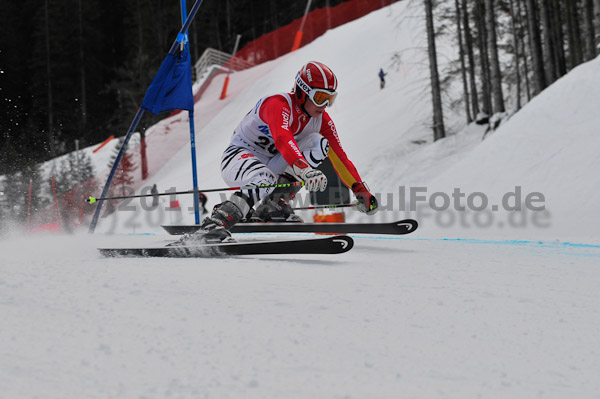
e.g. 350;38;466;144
259;95;307;167
320;112;363;188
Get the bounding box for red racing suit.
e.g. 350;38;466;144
230;92;363;188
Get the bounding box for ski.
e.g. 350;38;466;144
161;219;418;236
98;235;354;258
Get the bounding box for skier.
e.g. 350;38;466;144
188;61;378;243
378;68;387;89
198;192;208;214
151;184;159;207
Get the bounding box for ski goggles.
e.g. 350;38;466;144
295;73;338;107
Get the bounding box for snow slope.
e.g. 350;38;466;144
2;2;600;399
1;233;599;399
424;56;600;242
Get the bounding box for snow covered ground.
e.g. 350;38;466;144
2;2;600;398
2;233;599;398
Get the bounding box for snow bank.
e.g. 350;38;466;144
424;56;600;242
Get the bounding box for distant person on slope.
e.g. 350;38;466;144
379;68;387;89
198;192;208;214
185;61;378;243
151;184;159;207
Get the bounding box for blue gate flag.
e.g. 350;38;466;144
141;43;194;114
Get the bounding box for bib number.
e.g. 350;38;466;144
254;136;278;155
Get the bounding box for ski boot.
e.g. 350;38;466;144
250;197;303;222
250;174;303;223
171;200;244;245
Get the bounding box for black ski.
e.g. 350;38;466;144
99;235;354;258
161;219;418;236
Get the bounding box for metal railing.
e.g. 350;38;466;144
193;48;255;83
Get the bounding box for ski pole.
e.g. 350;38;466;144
85;181;305;204
291;203;358;211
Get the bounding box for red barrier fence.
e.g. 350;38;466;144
233;0;399;65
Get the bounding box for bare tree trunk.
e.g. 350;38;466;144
192;21;199;63
539;0;558;84
78;0;87;134
270;0;278;29
509;0;522;110
424;0;445;141
136;0;144;62
269;0;279;57
596;0;600;46
485;0;505;113
462;0;480;118
525;0;547;95
565;0;584;69
516;0;532;101
583;0;597;60
44;0;55;156
455;0;472;123
225;0;232;39
551;0;568;77
214;14;223;50
148;1;161;53
475;0;492;116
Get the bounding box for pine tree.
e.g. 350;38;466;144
2;170;27;223
550;0;568;78
0;178;7;234
565;0;585;69
474;0;493;117
462;0;480;118
455;0;473;123
53;150;97;231
508;0;523;110
516;0;532;101
1;161;47;225
52;150;95;197
23;161;49;223
596;0;600;46
424;0;446;141
582;0;597;61
525;0;547;95
485;0;506;113
108;138;137;197
539;0;558;84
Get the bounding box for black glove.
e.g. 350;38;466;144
352;182;378;215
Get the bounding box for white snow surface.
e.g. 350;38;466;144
2;2;600;398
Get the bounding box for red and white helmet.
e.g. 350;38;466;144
294;61;338;107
